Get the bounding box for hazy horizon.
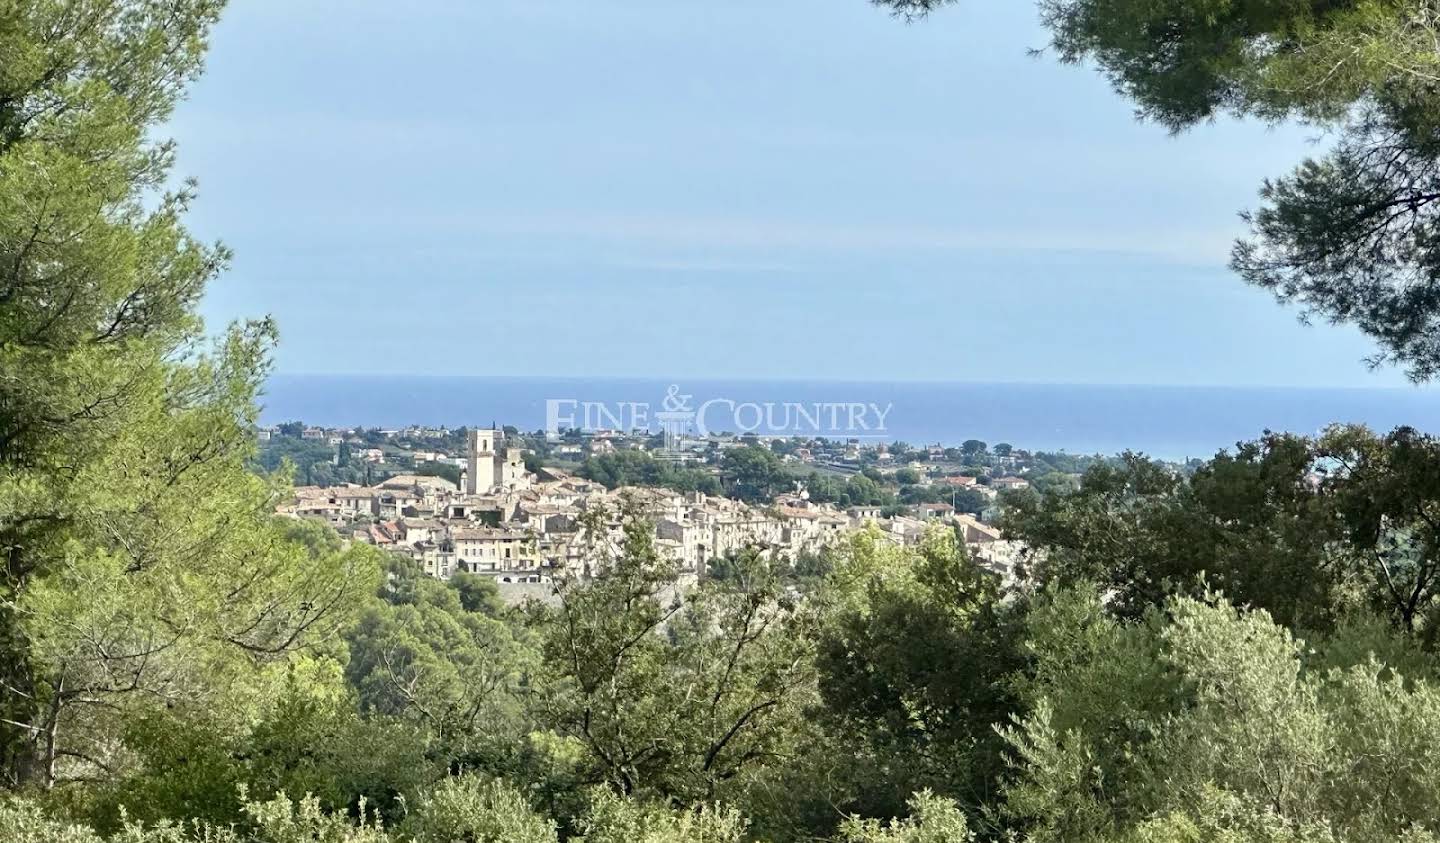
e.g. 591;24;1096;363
267;371;1430;392
257;375;1440;460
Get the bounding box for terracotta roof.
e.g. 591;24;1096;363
376;474;457;492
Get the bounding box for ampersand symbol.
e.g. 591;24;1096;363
663;384;692;412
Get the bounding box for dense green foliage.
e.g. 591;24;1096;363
1003;425;1440;637
0;0;377;795
579;450;722;496
250;434;465;489
579;445;940;509
252;435;365;486
414;460;461;487
29;468;1440;841
813;532;1023;827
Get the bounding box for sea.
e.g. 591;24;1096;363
259;375;1440;462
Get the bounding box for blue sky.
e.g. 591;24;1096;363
175;0;1407;387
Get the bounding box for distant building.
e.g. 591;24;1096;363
451;527;543;581
272;433;1020;591
331;487;376;517
911;502;955;519
465;428;528;495
954;513;1001;544
466;429;497;494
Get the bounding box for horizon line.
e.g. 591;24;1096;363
264;371;1434;394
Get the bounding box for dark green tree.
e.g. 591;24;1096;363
345;561;533;771
815;530;1025;827
526;507;815;806
1002;440;1344;630
417;460;462;487
1004;426;1440;637
720;445;788;503
1319;424;1440;638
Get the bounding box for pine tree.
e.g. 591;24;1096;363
0;0;376;787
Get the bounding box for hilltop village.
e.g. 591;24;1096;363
265;424;1080;597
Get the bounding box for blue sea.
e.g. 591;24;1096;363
259;375;1440;462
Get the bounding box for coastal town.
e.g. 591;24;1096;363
267;424;1050;598
22;0;1440;836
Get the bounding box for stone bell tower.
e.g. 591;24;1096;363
465;428;497;494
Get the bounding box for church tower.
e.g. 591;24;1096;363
466;428;497;494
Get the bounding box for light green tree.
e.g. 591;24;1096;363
575;788;749;843
400;775;557;843
1003;586;1440;842
838;790;974;843
0;0;378;789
